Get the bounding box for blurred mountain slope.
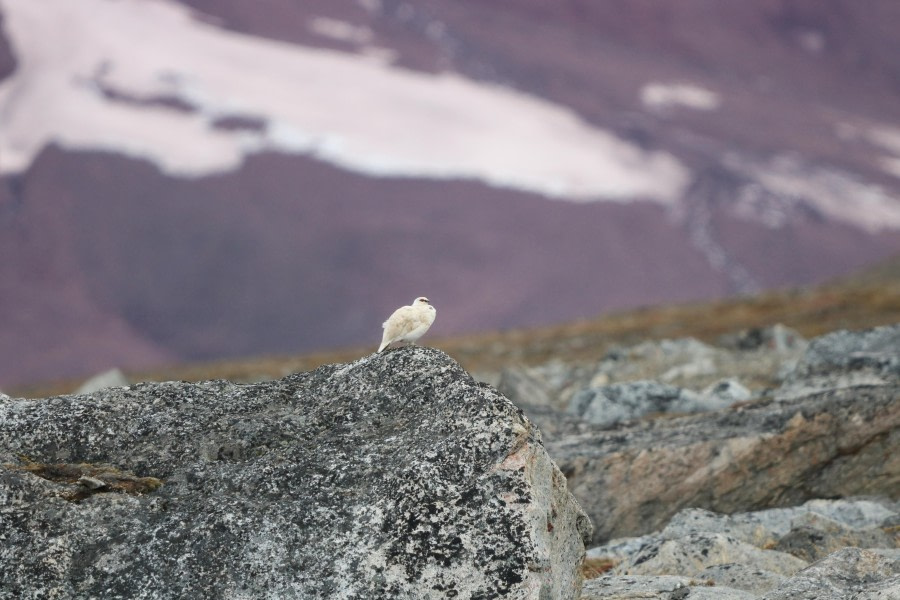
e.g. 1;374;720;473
1;0;899;388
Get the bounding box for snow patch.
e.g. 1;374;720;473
0;0;689;204
640;82;721;113
869;127;900;155
879;156;900;180
868;126;900;179
308;17;373;45
796;29;826;55
747;155;900;233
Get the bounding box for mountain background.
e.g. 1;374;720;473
2;0;900;390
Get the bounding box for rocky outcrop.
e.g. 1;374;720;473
498;325;807;439
0;347;591;599
541;324;900;544
582;498;899;599
566;380;750;428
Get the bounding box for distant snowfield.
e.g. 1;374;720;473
640;82;721;113
744;155;900;233
0;0;689;203
869;126;900;180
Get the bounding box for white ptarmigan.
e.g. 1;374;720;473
377;297;436;352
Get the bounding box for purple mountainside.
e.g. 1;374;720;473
1;1;900;387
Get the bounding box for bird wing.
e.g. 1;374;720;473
382;305;418;339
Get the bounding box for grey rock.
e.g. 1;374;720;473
775;525;895;563
496;366;589;439
718;324;807;353
550;325;900;544
587;498;900;597
75;367;130;394
701;378;752;404
612;532;807;578
581;575;693;599
700;562;788;595
664;586;759;600
660;499;900;549
855;575;900;600
0;347;591;600
566;381;737;428
661;508;780;548
605;338;719;387
498;360;595;413
497;329;809;440
762;547;900;600
582;521;900;599
553;384;899;544
631;338;720;362
498;364;556;410
581;575;757;600
587;535;656;562
499;331;802;419
800;497;900;530
774;512;898;562
778;324;900;399
789;324;900;380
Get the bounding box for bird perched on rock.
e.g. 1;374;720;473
378;297;436;352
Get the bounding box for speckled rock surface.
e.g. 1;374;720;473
549;324;900;544
584;498;899;598
774;512;897;562
698;563;788;595
787;325;900;381
566;380;739;428
498;327;807;423
0;347;591;599
612;532;807;579
761;547;900;600
660;499;900;550
580;575;756;600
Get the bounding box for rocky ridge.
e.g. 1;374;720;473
497;323;899;598
499;324;899;540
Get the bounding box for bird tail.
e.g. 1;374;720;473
377;341;388;352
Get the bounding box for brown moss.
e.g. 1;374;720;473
581;557;616;579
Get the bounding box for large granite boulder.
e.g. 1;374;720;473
0;347;591;599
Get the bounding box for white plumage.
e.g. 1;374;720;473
378;297;436;352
